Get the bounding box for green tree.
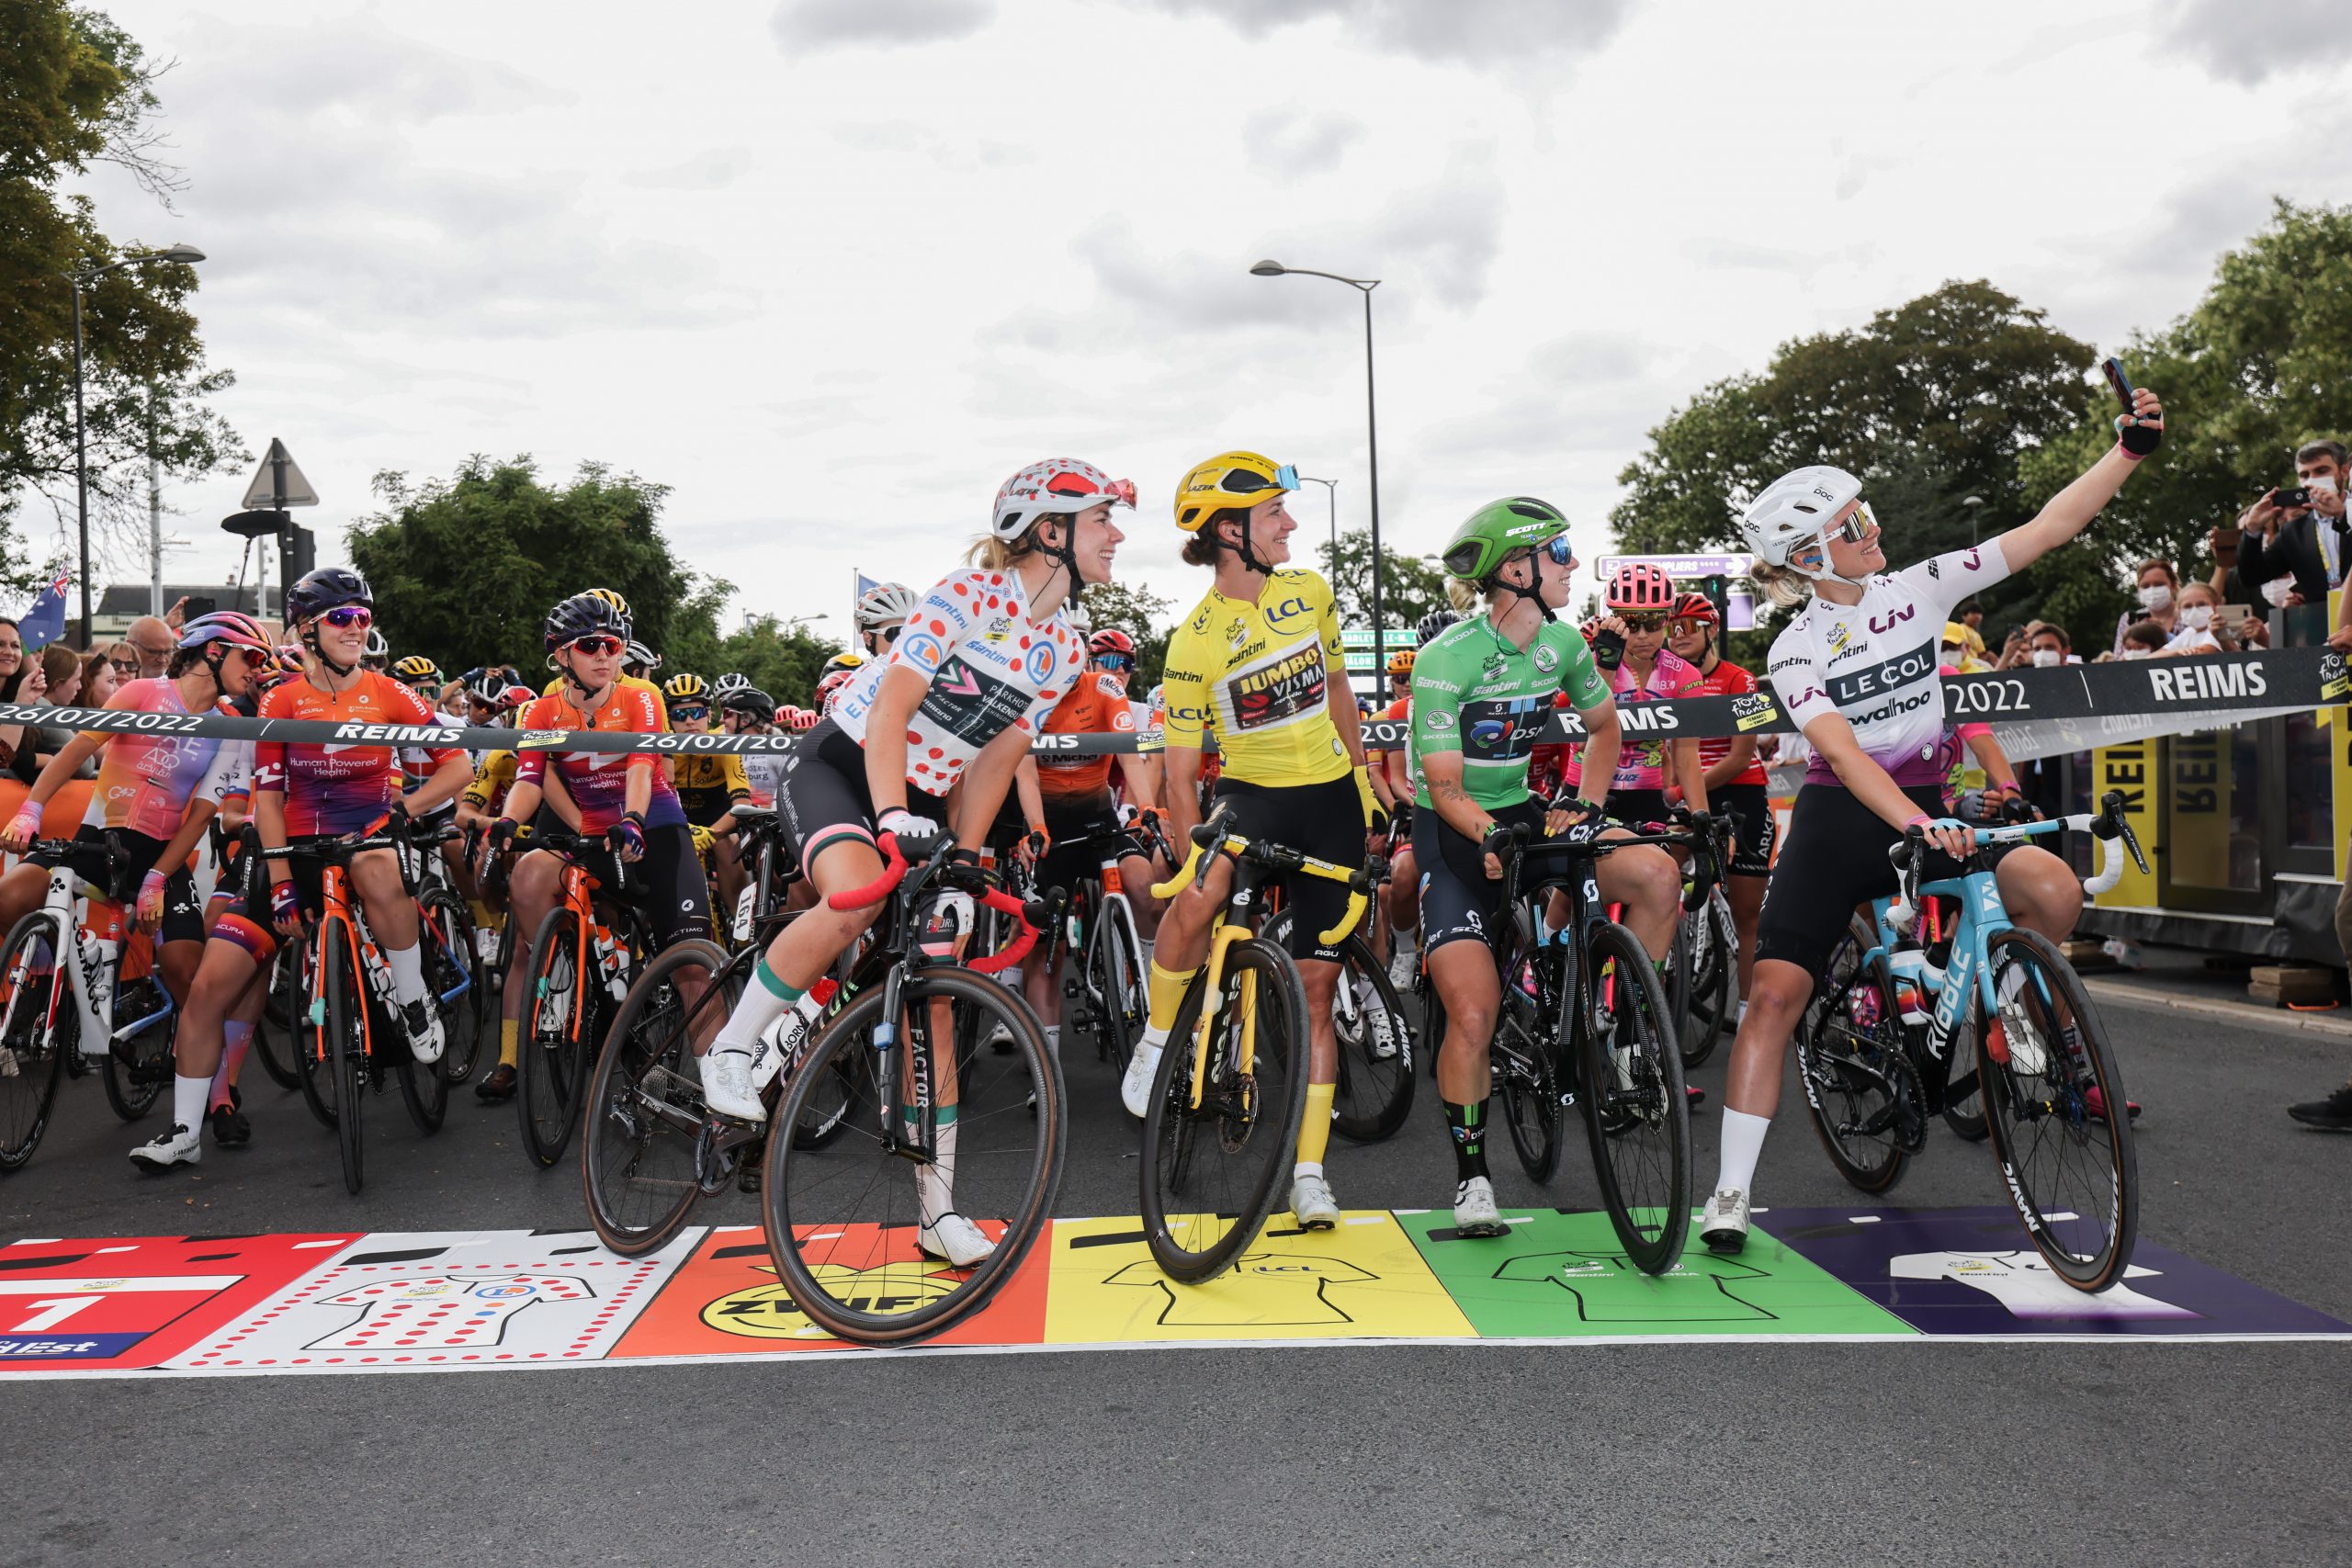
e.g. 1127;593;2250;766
2020;199;2352;642
0;3;241;594
668;615;842;709
1611;280;2095;645
1079;578;1176;688
350;456;742;677
1316;528;1449;635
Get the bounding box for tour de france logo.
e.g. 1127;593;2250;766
2321;649;2350;705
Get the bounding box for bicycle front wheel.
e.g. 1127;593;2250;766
323;924;366;1194
421;889;483;1086
0;914;67;1171
1791;922;1916;1194
1330;933;1414;1144
1575;921;1689;1275
1978;927;2137;1290
1679;888;1737;1069
763;967;1063;1344
254;945;303;1092
1139;936;1310;1283
518;906;590;1168
1085;898;1144;1075
583;939;735;1256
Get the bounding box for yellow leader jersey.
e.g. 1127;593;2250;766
1159;568;1351;789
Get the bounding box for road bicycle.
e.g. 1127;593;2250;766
1056;818;1156;1076
1791;791;2147;1290
1136;805;1379;1282
0;834;184;1168
1419;817;1692;1274
1667;812;1738;1068
718;803;797;953
754;833;1064;1343
395;812;485;1085
513;827;648;1169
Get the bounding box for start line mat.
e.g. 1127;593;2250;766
0;1207;2340;1379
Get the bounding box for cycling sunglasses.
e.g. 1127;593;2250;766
670;705;710;721
1619;613;1669;633
866;625;901;648
1510;536;1577;569
1047;476;1140;509
1092;651;1136;673
1819;501;1879;547
1219;464;1301;494
321;606;373;629
566;634;626;657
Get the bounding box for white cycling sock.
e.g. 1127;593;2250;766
1137;1024;1170;1054
1715;1108;1770;1197
712;957;800;1055
384;942;427;1006
1295;1160;1324;1181
173;1073;209;1134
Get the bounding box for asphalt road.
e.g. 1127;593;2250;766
4;986;2348;1567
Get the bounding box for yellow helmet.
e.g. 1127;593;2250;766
584;587;630;619
662;672;708;706
1173;451;1297;533
1385;648;1416;677
820;651;866;677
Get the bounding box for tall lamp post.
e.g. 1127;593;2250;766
1251;259;1386;694
67;243;205;648
1296;475;1339;571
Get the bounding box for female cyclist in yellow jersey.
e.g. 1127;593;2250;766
1121;450;1382;1231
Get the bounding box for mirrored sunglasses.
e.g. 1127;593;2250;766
322;606;373;629
568;634;625;657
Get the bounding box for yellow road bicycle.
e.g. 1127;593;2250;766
1136;804;1379;1281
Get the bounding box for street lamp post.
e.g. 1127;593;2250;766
1962;494;1984;547
67;243;204;648
1252;260;1386;695
1297;475;1339;573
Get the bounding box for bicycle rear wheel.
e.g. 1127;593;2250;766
518;906;590;1168
254;945;303;1092
1575;921;1689;1275
323;924;366;1194
395;986;447;1135
102;989;173;1122
1978;927;2136;1291
0;915;67;1171
1139;936;1310;1283
583;939;734;1256
763;967;1063;1344
1679;887;1736;1069
421;890;483;1086
1488;924;1561;1181
1084;897;1144;1075
1791;921;1917;1194
1330;932;1414;1143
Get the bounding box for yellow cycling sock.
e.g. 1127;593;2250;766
1295;1081;1335;1168
1145;960;1198;1035
499;1017;519;1069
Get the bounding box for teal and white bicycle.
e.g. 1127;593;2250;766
1792;791;2148;1292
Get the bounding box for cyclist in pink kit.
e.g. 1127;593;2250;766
1554;562;1709;837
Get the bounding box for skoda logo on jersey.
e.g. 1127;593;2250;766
1264;594;1314;632
1423;709;1455;731
1021;640;1057;686
1531;644;1559;674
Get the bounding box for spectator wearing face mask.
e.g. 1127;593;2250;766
2025;622;2077;667
2232;439;2348;608
2115;558;2180;657
1939;622;1990;672
2115;620;2169;660
2158;582;2232;655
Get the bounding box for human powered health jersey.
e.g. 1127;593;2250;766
832;568;1085;795
1160;569;1350;789
78;678;238;840
1767;542;2010;790
1408;616;1609;813
253;674;463;836
514;685;686;834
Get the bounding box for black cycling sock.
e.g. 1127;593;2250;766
1445;1098;1490;1184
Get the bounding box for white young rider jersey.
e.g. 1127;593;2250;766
305;1274;595;1350
1766;541;2011;789
741;748;786;807
1890;1250;2196;1322
831;568;1085;797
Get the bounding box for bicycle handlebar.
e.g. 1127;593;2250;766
828;831;911;910
1149;804;1370;947
1886;789;2146;930
963;886;1059;976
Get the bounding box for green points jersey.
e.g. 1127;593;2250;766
1409;616;1609;811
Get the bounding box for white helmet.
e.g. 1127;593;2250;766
364;628;390;659
624;639;660;671
856;581;919;628
713;671;752;695
990;458;1134;542
1741;465;1863;572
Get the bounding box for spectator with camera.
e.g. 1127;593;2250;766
2230;439;2348;609
1992;620;2080;670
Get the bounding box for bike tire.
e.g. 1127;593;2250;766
1575;921;1690;1275
254;945;303;1092
101;1002;173;1122
1941;997;1990;1143
324;923;366;1194
395;984;448;1135
1139;936;1310;1283
1791;919;1914;1193
518;905;589;1169
1679;888;1737;1070
0;914;68;1171
421;890;483;1087
1086;897;1143;1076
1487;922;1562;1181
763;966;1064;1344
1978;927;2137;1291
1331;932;1414;1143
583;938;733;1257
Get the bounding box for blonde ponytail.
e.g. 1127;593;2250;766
1750;560;1814;610
1444;577;1481;615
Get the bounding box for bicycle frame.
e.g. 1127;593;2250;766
8;842;177;1066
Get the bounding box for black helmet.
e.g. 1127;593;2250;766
543;592;630;652
719;685;776;725
1416;609;1460;647
285;568;372;626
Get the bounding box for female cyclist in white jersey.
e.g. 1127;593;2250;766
1698;386;2165;1253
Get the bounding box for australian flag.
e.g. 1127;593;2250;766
17;570;69;651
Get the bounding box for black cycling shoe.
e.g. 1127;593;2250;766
207;1100;251;1147
474;1063;518;1101
2288;1084;2352;1131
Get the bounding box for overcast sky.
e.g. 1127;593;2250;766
51;0;2352;639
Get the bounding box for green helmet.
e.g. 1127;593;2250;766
1439;497;1570;581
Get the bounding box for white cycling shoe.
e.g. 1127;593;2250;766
699;1045;767;1122
130;1122;201;1171
1387;942;1419;988
401;1000;445;1066
1120;1041;1162;1119
1452;1177;1510;1237
1700;1187;1751;1255
1290;1170;1340;1230
919;1212;996;1268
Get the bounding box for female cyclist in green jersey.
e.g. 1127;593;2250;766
1123;450;1385;1232
1413;499;1684;1235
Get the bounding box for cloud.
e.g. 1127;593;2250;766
2157;0;2352;85
1133;0;1631;62
1243;109;1362;177
619;149;754;189
771;0;995;52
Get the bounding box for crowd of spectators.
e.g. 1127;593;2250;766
0;608;183;786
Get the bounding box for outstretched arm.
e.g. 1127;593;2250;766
1997;387;2163;572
